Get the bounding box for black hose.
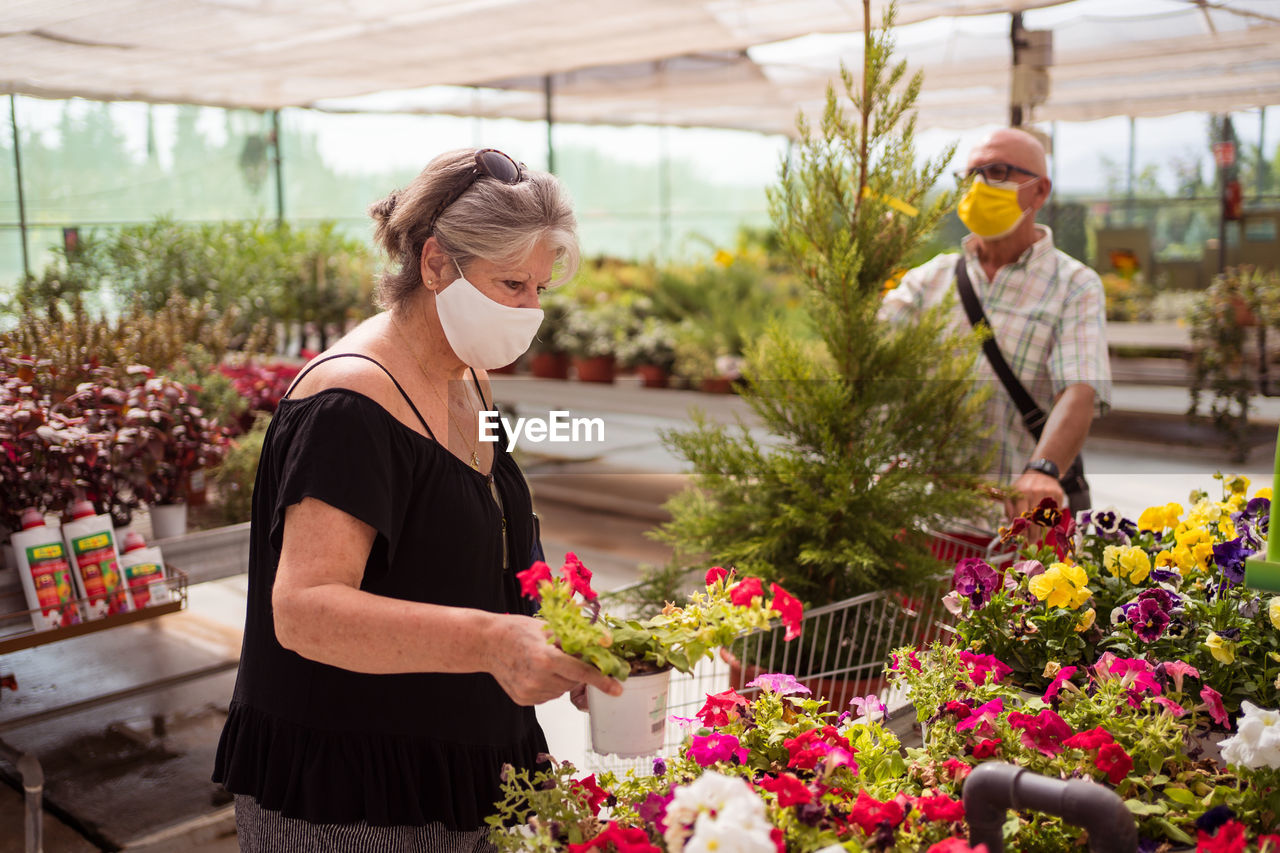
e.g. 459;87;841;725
962;761;1138;853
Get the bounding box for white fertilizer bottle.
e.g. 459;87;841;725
10;508;83;631
119;530;170;608
62;500;134;619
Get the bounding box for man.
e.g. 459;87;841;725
881;128;1110;519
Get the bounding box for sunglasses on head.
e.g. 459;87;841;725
426;148;525;236
954;162;1041;184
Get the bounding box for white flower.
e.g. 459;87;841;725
1220;702;1280;770
664;771;772;852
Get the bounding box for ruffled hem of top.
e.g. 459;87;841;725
213;701;548;830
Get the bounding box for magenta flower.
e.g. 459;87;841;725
959;650;1013;685
747;672;811;696
956;697;1004;736
561;552;597;600
1199;686;1230;728
1042;665;1079;703
952;558;1001;609
1125;597;1171;642
890;650;923;672
1008;709;1072;757
1152;696;1187;718
1012;559;1046;578
516;560;552;599
1156;660;1201;695
687;732;747;767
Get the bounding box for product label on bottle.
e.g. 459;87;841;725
123;561;165;608
71;532;131;616
25;542;82;630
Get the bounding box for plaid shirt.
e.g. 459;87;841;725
880;226;1111;487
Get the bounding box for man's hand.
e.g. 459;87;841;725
1006;469;1065;520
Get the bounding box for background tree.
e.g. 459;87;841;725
656;1;992;607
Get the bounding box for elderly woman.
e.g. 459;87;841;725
213;148;621;851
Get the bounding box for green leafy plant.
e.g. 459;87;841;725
656;4;990;610
211;414;269;525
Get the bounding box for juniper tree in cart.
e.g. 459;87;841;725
660;1;992;607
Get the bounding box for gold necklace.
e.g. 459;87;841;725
390;313;483;470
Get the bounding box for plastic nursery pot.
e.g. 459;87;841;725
529;352;571;380
573;355;617;384
635;364;670;389
587;667;671;758
149;503;188;540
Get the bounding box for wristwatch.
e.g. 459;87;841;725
1024;457;1061;479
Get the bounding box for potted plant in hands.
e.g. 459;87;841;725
517;553;803;756
120;376;228;539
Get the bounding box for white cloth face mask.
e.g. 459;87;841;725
434;261;545;370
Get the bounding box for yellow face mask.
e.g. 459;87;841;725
957;178;1036;240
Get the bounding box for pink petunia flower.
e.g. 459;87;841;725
927;841;989;853
747;673;811;696
890;650;923;672
1042;665;1079;703
956;698;1004;736
561;552;597;600
959;651;1013;686
1152;696;1187;718
769;583;804;641
1159;660;1201;695
1007;709;1072;757
687;732;747;767
849;694;887;723
1199;686;1230;728
516;560;552;599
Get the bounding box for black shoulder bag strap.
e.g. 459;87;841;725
953;257;1089;510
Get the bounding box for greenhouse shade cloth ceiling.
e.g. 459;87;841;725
3;0;1279;134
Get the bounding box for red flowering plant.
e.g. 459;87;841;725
488;673;978;852
892;642;1280;851
518;557;803;680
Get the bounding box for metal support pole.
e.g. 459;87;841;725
10;94;30;280
1009;13;1024;127
659;126;671;262
1259;106;1268;199
1126;115;1136;225
544;75;555;174
1219;114;1232;275
271;109;285;228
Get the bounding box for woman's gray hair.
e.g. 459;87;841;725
369;149;580;310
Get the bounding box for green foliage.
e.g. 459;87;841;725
1188;266;1280;461
657;7;991;609
212;414;269;525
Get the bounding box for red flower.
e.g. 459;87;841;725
516;561;552;599
729;576;764;607
1007;709;1072;757
914;793;966;823
1062;726;1115;751
695;689;748;728
561;552;597;600
783;727;843;771
1199;686;1230;728
705;566;730;586
1095;742;1134;785
1197;819;1247;853
769;582;804;640
571;774;610;816
972;738;1002;759
770;826;786;853
848;789;906;834
1257;834;1280;853
927;841;988;853
959;651;1013;686
941;758;972;781
568;821;661;853
759;772;813;807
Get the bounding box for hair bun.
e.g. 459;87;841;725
369;191;399;222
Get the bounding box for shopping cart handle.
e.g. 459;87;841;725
963;762;1137;853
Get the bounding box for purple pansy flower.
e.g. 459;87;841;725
1126;597;1171;642
1212;536;1250;585
952;558;1001;610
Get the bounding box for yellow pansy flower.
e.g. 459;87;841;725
1205;632;1236;665
1270;597;1280;631
1029;562;1092;610
1223;473;1250;496
1154;550;1176;569
1256;487;1273;501
1138;502;1184;532
1103;545;1151;584
1075;608;1096;632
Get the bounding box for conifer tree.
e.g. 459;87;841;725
658;1;993;607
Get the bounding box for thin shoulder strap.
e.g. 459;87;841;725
284;352;437;441
952;258;1048;438
468;367;491;410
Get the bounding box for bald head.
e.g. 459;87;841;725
966;128;1048;178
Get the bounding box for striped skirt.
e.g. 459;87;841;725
234;795;497;853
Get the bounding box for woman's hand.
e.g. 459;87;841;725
569;684;589;711
486;614;623;707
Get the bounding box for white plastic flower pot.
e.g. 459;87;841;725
149;503;188;540
587;667;671;757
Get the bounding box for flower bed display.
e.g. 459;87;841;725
489;475;1280;852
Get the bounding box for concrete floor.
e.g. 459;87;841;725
2;376;1276;850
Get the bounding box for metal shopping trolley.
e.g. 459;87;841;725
582;523;1015;773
